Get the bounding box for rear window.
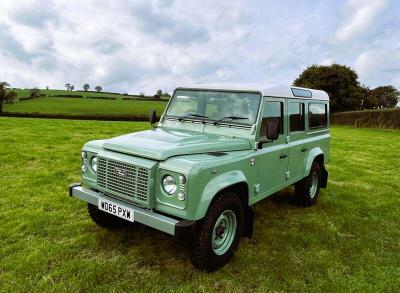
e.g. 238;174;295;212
289;102;305;132
309;103;328;129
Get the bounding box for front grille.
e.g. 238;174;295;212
97;157;149;203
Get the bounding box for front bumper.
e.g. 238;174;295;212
69;183;195;236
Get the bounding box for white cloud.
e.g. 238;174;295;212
0;0;399;94
335;0;388;42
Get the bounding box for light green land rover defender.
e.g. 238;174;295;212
70;84;330;271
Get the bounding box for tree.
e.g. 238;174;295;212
65;83;71;91
364;85;399;109
139;92;145;97
30;88;41;98
70;85;74;91
156;89;163;96
293;64;363;112
46;86;49;90
95;85;102;92
83;84;90;91
153;94;160;100
0;82;17;113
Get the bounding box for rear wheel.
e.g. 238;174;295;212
87;203;133;229
191;192;244;271
295;161;322;206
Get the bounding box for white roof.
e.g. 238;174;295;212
176;83;329;101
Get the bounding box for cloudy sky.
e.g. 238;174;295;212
0;0;399;94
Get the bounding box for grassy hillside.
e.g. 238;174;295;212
9;88;169;100
0;118;399;291
4;97;167;116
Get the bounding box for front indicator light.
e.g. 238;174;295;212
179;175;186;184
82;165;87;172
91;157;98;173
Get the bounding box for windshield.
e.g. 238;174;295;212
165;89;261;125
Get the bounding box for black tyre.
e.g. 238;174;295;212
87;203;133;229
191;192;244;271
295;161;322;206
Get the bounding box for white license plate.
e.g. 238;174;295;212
98;199;134;222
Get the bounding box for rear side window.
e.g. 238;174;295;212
289;102;305;132
309;103;328;129
260;101;284;137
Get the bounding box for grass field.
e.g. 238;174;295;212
3;97;167;116
1;118;399;292
9;88;168;100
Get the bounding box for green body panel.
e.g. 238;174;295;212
77;87;330;225
102;128;251;160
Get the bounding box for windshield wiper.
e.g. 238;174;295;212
178;113;209;121
213;116;248;125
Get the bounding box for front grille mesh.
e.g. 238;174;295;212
97;157;149;203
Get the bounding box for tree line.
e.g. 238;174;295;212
294;64;399;112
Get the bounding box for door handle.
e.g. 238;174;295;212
279;154;288;159
301;147;308;152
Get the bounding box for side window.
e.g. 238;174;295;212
289;102;305;132
309;103;328;129
260;101;283;137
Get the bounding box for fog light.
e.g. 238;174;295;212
82;165;87;172
177;192;186;201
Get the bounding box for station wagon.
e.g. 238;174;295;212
70;84;330;271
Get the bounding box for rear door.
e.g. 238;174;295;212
257;97;289;195
287;100;308;181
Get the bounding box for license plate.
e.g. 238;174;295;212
98;199;134;222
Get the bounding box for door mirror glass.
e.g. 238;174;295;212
266;120;279;141
149;109;157;125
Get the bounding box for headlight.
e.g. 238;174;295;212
91;157;98;173
162;175;177;195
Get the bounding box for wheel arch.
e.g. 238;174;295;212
193;170;249;220
304;147;328;188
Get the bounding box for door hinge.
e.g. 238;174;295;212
254;184;260;193
285;171;290;180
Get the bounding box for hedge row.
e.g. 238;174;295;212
51;94;84;98
1;112;152;122
122;97;166;102
19;97;34;101
87;96;117;100
331;108;400;129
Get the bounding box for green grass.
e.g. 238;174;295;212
4;97;167;116
1;118;399;292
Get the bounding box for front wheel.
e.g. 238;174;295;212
191;192;244;271
295;161;322;206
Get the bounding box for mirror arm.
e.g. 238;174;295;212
257;138;273;149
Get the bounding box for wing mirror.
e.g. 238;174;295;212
258;119;280;149
149;109;157;126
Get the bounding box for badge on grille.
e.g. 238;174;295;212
113;166;129;177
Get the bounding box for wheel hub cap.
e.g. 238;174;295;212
212;210;237;255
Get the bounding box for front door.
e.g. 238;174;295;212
257;97;289;195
